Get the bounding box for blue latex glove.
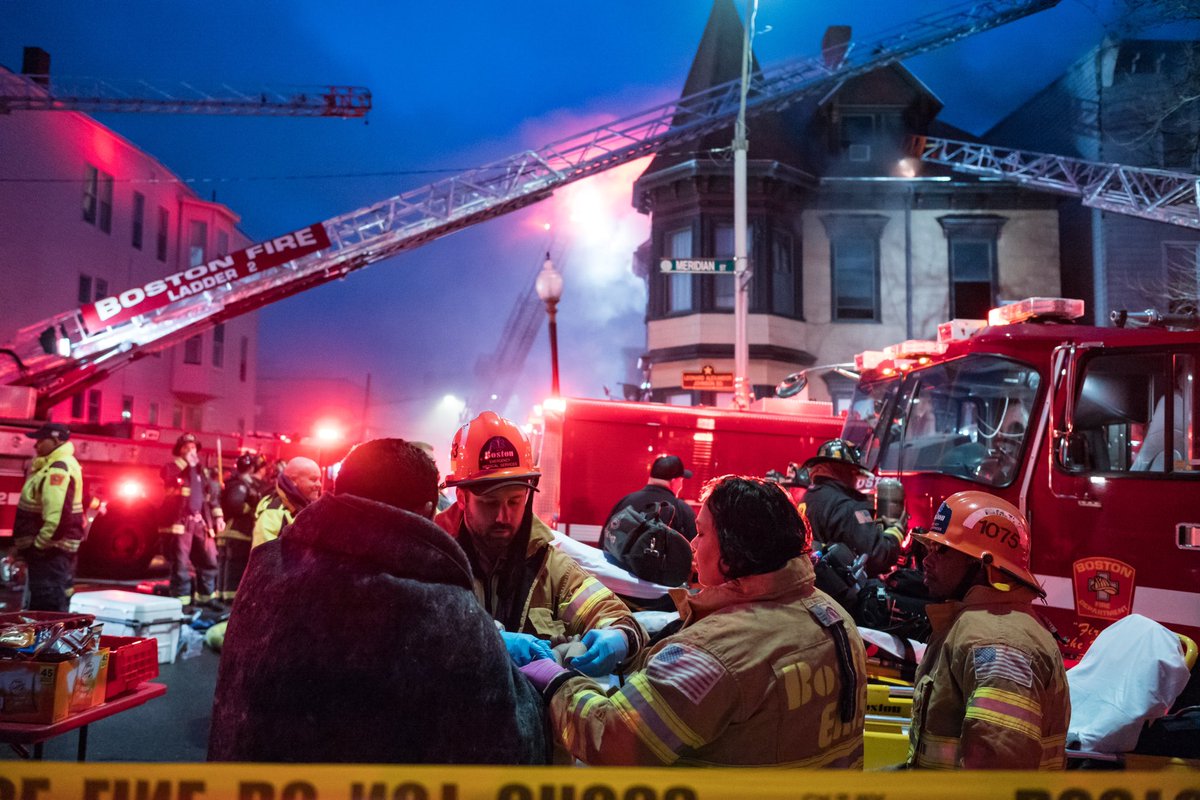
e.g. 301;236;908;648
570;628;629;677
500;631;554;666
519;658;569;693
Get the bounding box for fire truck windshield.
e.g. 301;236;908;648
842;377;901;471
855;355;1041;487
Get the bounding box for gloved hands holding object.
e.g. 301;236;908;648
570;628;629;677
500;631;554;666
519;658;569;693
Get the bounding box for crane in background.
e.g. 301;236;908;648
1;47;370;117
0;0;1062;415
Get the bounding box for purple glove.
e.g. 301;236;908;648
519;657;568;693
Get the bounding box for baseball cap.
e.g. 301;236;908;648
25;422;70;443
651;455;692;480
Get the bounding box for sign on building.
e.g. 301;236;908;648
659;258;736;273
682;364;734;390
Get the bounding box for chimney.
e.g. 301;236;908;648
22;46;51;86
822;26;851;70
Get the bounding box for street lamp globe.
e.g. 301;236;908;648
535;253;563;306
534;252;564;396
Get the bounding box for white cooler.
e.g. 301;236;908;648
70;590;184;664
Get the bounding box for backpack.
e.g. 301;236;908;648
601;501;693;586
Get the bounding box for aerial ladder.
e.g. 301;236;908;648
0;68;371;118
913;136;1200;229
0;0;1061;415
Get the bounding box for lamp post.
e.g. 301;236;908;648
534;252;564;396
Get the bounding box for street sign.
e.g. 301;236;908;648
682;364;735;390
659;258;736;273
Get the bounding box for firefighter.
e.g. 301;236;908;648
519;475;868;767
603;454;698;541
13;423;84;611
434;411;646;678
904;491;1069;770
799;438;905;576
217;452;267;603
159;433;224;610
251;456;321;548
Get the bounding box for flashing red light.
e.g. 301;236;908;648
116;479;146;501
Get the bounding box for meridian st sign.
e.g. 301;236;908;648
659;258;736;273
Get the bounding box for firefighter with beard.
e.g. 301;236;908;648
160;433;224;610
435;411;646;678
217;452;267;603
14;423;84;611
903;491;1069;770
251;457;322;549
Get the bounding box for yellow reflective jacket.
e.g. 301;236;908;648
251;489;296;549
14;441;85;553
546;557;867;767
907;584;1070;770
435;504;646;658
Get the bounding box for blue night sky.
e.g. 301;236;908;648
3;1;1194;445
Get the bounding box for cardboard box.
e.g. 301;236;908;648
0;649;109;724
70;591;183;664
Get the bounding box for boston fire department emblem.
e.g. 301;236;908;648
1072;556;1136;620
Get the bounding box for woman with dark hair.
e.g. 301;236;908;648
520;474;868;767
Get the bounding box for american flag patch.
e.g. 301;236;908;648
972;645;1033;689
854;509;874;524
647;643;724;705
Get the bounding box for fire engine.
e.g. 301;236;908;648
533;396;843;544
0;0;1056;576
842;297;1200;655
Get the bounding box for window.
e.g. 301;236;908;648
940;216;1006;320
1058;353;1170;474
149;402;159;426
172;404;183;429
216;230;230;257
713;223;736;311
772;231;796;316
184;404;204;431
183;334;202;365
82;166;115;233
132;191;145;250
841;114;874;161
156;207;169;262
71;393;84;419
78;274;108;304
1164;242;1200;314
99;170;114;230
239;336;249;382
121;395;134;421
667;227;693;313
823;215;886;322
238;418;246;435
878;355;1040;487
212;323;225;368
188;221;208;267
86;390;101;424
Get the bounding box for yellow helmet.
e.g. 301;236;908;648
444;411;540;491
912;490;1043;596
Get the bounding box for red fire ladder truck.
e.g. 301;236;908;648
1;0;1062;576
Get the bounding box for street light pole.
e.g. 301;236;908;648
732;0;758;411
535;252;564;396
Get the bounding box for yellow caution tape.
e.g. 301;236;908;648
0;763;1198;800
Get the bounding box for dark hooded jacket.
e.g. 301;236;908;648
208;492;547;764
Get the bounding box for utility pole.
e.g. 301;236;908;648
732;0;758;410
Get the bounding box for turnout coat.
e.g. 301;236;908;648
208;493;547;764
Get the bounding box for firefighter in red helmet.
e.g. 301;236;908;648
435;411;646;678
902;491;1069;770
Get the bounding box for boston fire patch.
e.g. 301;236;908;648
1072;556;1136;621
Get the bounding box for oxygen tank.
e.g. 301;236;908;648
875;477;905;522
